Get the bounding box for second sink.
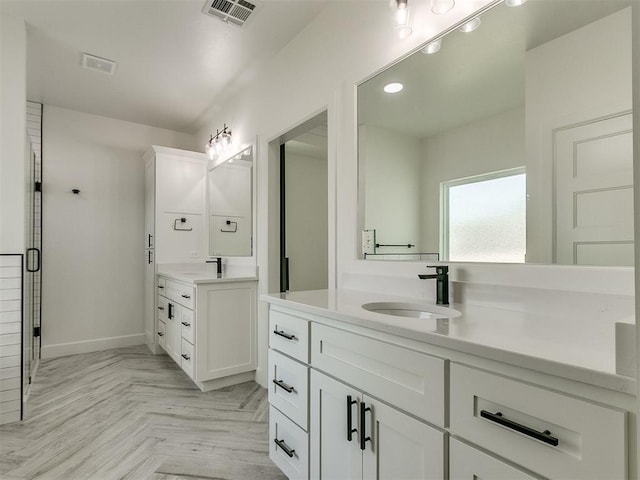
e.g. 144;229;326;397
362;302;461;319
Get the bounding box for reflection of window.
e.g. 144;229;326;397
441;168;526;263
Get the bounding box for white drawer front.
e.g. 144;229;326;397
269;308;309;363
311;323;445;427
166;280;194;309
157;320;166;349
449;438;538;479
157;296;168;322
450;363;627;480
180;339;195;379
180;307;195;343
270;406;309;480
269;349;309;430
156;277;166;295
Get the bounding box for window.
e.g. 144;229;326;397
441;168;526;263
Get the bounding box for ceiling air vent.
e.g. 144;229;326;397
201;0;260;27
81;53;117;75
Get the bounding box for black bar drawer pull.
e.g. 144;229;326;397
157;285;164;289
157;332;164;337
272;379;294;393
480;410;559;447
360;402;371;450
181;294;191;299
274;438;295;458
157;306;165;311
181;321;191;327
273;329;296;341
168;303;174;320
347;395;357;442
181;353;191;361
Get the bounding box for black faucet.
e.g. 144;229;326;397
206;257;223;275
418;265;449;306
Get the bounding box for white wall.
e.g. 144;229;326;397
41;106;196;358
0;14;26;254
359;125;422;253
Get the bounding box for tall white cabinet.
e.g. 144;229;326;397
143;146;208;354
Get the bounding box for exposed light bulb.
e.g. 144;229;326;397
393;0;412;39
430;0;454;15
422;38;442;54
383;82;404;94
505;0;527;6
459;17;481;33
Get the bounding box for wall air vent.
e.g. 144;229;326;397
201;0;260;27
81;53;117;75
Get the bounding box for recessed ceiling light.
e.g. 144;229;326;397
383;82;404;94
422;39;442;55
505;0;527;6
459;17;481;33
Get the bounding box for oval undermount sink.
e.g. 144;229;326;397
362;302;461;319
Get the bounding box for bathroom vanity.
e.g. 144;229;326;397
156;266;258;392
263;289;636;480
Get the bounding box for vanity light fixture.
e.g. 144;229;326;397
422;38;442;54
383;82;404;94
430;0;454;15
505;0;527;6
205;124;233;160
459;17;481;33
392;0;413;39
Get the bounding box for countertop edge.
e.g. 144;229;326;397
158;270;258;285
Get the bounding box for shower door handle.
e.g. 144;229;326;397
26;248;41;272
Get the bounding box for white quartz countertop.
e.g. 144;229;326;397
262;289;636;394
157;264;258;284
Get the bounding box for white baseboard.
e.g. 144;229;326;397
42;334;145;359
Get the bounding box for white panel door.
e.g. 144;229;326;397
362;395;444;480
310;370;362;480
555;112;633;265
155;154;206;215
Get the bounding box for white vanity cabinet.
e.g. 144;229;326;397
158;274;257;391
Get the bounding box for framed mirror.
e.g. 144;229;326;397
208;145;253;257
358;0;635;265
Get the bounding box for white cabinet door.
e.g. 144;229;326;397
165;301;182;364
156;154;206;215
144;159;155;248
362;395;444;480
310;370;362;480
449;438;538;480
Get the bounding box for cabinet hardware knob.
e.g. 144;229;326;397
347;395;358;442
360;402;371;451
181;294;191;299
274;438;295;458
273;329;296;341
181;353;190;361
480;410;559;447
272;378;294;393
157;332;164;336
181;321;191;327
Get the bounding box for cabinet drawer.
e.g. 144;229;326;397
157;320;166;349
311;323;445;427
269;308;309;363
450;363;626;480
269;349;309;430
166;280;194;309
180;307;195;343
270;406;309;480
157;295;168;322
157;277;166;293
449;438;538;479
180;339;195;379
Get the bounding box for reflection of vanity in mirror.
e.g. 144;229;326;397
358;0;634;266
208;145;253;257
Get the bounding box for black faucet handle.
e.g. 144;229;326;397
427;265;448;275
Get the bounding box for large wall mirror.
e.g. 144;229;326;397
358;0;635;265
208;145;253;257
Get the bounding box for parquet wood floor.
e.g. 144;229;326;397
0;346;286;480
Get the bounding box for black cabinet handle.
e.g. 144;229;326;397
272;378;294;393
347;395;357;442
157;332;164;336
273;329;296;341
181;294;191;299
157;306;165;311
168;303;174;320
148;250;152;265
274;438;295;458
181;321;191;327
26;248;41;272
157;285;164;289
148;233;153;248
360;402;371;450
480;410;559;447
181;353;190;361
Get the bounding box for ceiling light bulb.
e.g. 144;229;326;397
430;0;454;15
393;0;412;39
505;0;527;6
383;82;404;94
459;17;481;33
395;25;413;39
422;39;442;54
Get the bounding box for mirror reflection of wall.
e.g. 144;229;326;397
358;0;634;266
208;146;253;257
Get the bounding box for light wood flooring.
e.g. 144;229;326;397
0;345;286;480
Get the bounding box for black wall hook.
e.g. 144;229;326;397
72;189;80;194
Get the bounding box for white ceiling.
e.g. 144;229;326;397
0;0;330;133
